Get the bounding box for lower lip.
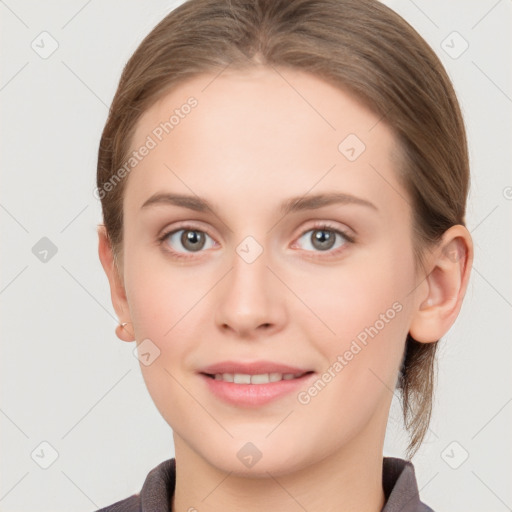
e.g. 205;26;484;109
199;373;315;407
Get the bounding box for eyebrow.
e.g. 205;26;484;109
140;191;378;215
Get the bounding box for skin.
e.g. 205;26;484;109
98;66;473;512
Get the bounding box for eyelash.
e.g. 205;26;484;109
157;221;355;261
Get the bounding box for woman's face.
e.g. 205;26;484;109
117;66;423;475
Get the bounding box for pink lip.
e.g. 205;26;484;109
199;360;311;375
198;360;316;407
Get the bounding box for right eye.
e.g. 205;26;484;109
158;226;217;258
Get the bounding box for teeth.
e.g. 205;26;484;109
212;372;305;384
234;373;251;384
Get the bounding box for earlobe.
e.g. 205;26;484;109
115;322;135;342
409;225;473;343
97;225;134;342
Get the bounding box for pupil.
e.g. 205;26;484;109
182;230;204;251
313;229;335;250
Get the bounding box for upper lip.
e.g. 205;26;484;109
199;360;313;375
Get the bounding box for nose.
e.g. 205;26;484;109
214;243;287;339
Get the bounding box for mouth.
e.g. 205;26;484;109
201;371;314;384
198;364;316;407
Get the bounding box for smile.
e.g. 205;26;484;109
205;371;310;384
200;371;315;407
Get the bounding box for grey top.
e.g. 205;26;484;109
94;456;434;511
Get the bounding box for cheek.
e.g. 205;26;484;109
123;241;200;339
299;248;413;341
290;260;412;445
123;259;203;426
294;243;415;388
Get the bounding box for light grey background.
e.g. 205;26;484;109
1;1;511;511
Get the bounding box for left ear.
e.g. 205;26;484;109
409;224;473;343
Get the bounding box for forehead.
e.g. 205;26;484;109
124;66;406;219
131;66;388;150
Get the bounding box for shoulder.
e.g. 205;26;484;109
94;494;141;512
92;458;176;512
382;457;435;512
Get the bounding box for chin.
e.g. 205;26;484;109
200;440;312;478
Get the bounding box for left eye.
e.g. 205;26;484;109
294;226;351;253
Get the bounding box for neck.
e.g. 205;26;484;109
171;425;387;512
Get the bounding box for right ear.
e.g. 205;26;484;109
97;225;134;342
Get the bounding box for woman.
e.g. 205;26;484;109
95;0;473;510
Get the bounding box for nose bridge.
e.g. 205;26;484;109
228;235;272;308
214;234;285;334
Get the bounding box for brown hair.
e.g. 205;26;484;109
97;0;469;458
